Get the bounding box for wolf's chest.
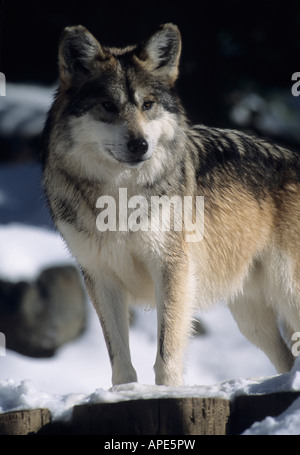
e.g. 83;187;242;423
99;233;156;301
58;220;157;302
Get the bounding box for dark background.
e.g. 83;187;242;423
1;0;300;163
2;0;300;122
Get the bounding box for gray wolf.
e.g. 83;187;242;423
42;23;300;386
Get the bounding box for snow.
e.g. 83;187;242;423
229;90;300;144
0;83;55;137
0;84;300;434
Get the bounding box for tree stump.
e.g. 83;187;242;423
72;397;231;435
0;408;51;435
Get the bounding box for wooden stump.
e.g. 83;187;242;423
228;391;300;434
0;408;51;435
72;397;231;435
0;391;299;435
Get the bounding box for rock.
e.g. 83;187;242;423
0;265;87;357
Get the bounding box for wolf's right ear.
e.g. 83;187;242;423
137;24;182;85
58;25;103;88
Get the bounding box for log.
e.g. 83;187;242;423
71;397;231;435
0;408;51;435
0;391;299;435
228;391;300;434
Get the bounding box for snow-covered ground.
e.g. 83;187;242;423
0;84;300;435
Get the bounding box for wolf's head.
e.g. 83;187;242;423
55;24;184;174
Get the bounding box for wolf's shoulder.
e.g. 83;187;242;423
189;123;298;166
187;123;300;193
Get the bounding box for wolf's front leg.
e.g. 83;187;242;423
82;270;137;385
154;262;194;386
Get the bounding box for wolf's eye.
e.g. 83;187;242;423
102;100;117;113
142;100;154;111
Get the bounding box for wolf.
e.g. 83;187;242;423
42;23;300;386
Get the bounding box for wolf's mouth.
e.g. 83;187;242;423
120;156;151;168
106;147;150;167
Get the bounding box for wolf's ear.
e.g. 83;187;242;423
137;23;181;85
58;25;103;88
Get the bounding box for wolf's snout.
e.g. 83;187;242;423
127;137;149;156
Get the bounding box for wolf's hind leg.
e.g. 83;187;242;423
228;292;294;373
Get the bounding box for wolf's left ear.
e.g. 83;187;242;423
137;23;181;85
58;25;103;88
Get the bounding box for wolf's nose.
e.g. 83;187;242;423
127;137;148;156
